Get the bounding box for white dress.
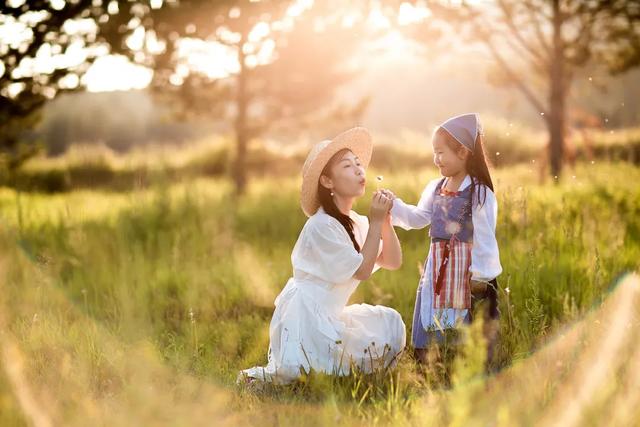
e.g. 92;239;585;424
240;208;406;383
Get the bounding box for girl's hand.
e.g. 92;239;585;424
470;279;489;296
370;190;393;222
379;189;397;201
379;189;396;222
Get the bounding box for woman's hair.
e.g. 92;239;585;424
317;149;361;252
436;127;494;207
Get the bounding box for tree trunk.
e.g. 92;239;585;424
548;0;566;181
233;36;249;196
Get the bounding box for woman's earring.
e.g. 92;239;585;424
330;191;334;196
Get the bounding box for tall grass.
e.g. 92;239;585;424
7;123;640;193
0;162;639;425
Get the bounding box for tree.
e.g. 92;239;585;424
132;0;369;194
0;0;167;171
419;0;640;179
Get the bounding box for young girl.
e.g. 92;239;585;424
387;113;502;366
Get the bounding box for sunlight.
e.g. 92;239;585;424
83;55;152;92
368;8;391;29
178;39;238;79
287;0;314;17
368;30;419;61
4;0;431;93
397;2;431;26
248;21;271;43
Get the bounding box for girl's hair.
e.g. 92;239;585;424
436;127;494;207
317;149;361;252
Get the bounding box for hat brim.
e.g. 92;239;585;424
300;127;373;217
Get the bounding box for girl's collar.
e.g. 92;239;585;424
442;175;472;193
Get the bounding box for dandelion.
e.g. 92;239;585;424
505;287;510;294
376;175;383;190
496;151;501;156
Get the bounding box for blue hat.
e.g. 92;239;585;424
439;113;483;152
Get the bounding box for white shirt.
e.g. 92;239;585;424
391;175;502;282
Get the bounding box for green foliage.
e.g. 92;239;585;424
0;162;638;425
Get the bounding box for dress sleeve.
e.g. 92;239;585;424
293;217;364;283
390;178;440;230
470;186;502;281
373;239;383;274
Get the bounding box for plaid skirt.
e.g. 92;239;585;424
431;239;472;310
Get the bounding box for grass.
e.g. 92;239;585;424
6;122;640;193
0;161;639;426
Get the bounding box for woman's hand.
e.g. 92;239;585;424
369;190;393;223
379;189;397;224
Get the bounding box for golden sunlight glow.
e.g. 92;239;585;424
397;2;431;26
287;0;314;17
83;55;152;92
367;8;391;29
40;0;434;93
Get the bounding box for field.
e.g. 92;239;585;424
1;159;639;426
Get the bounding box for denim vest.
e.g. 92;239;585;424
429;178;473;243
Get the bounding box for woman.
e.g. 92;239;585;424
240;127;406;384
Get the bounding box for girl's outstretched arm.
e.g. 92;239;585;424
388;179;440;230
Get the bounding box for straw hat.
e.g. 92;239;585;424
300;127;373;217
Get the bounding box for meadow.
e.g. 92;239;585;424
0;153;639;426
5;121;640;194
